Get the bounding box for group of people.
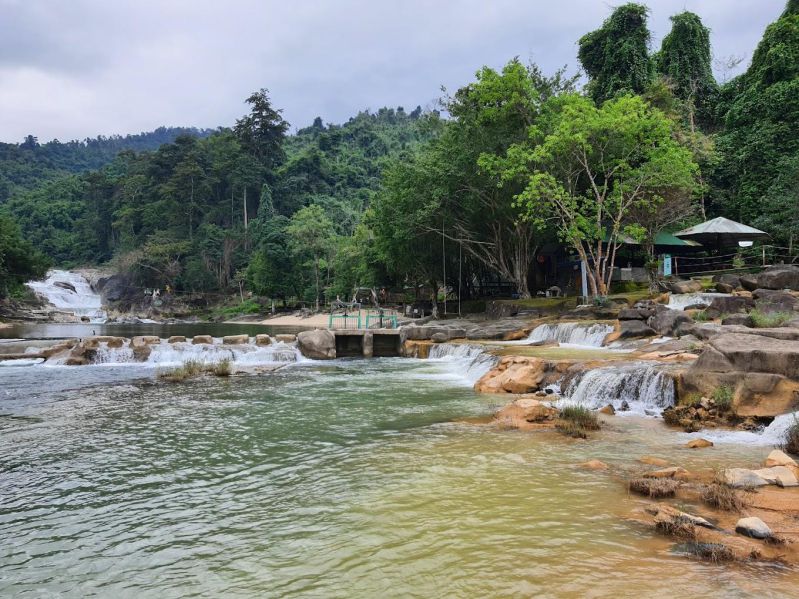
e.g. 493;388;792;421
143;285;171;301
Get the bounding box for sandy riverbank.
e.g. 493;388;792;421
258;314;331;328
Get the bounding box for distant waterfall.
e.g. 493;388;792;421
562;363;675;413
428;343;499;385
26;270;107;323
527;322;614;347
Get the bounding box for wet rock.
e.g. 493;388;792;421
713;273;742;289
765;449;797;468
255;334;272;346
619;400;630;412
619;307;653;320
296;329;336;359
132;335;161;347
503;329;529;341
493;397;559;430
275;334;296;343
686;438;713;448
431;332;448;343
192;335;214;345
644;466;689;479
669;279;703;294
735;517;772;539
599;404;615;415
756;265;799;291
638;456;669;467
724;468;769;488
222;334;249;345
53;281;77;293
578;459;609;470
168;335;186;343
475;356;567;394
716;282;735;294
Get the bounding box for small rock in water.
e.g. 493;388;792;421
644;466;689;479
639;456;669;467
686;438;713;449
578;459;609;471
619;400;630;412
599;404;615;415
735;517;772;539
644;409;657;416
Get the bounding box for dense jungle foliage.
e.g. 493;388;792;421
1;2;797;304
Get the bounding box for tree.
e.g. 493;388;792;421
234;88;289;171
0;213;49;297
484;94;698;296
578;3;653;104
714;2;799;225
247;215;299;303
286;204;336;311
655;11;718;130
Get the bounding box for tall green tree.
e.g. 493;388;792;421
484;94;698;296
714;1;799;225
655;11;718;130
578;3;653;104
286;204;336;310
0;213;49;297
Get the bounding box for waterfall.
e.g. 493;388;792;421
683;411;799;446
666;292;729;311
26;270;107;323
86;339;302;366
428;343;499;385
527;322;614;347
562;363;675;413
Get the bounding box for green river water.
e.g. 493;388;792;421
1;327;798;597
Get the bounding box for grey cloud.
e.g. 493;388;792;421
0;0;785;142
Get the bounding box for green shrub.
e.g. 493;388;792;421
692;310;710;322
749;310;793;328
560;405;601;430
711;385;734;411
212;358;233;377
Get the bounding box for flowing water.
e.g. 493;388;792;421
527;322;615;347
667;292;730;311
2;328;799;596
562;363;676;414
26;270;107;323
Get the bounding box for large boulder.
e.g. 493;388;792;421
713;273;741;289
705;295;754;318
475;356;570;394
255;334;272;346
721;314;753;327
756;265;799;291
618;319;656;339
739;273;759;291
618;307;653;320
668;279;703;294
222;334;250;345
98;274;135;303
297;329;336;359
647;309;693;336
735;517;772;539
493;398;559;429
752;289;797;313
192;335;214;345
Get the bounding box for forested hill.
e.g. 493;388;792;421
0;126;215;202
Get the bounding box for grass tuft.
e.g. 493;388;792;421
628;477;680;498
559;406;601;430
158;358;233;382
212;358;233;377
749;310;793;328
687;542;735;563
655;516;697;539
711;385;734;411
700;481;747;511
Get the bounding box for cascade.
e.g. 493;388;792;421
86;339;302;366
527;322;614;347
666;292;729;311
26;270;107;323
562;363;675;413
428;343;499;385
684;411;799;446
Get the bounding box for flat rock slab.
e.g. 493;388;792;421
725;468;770;488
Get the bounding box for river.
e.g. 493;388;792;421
2;321;798;596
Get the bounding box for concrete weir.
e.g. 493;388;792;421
333;329;402;358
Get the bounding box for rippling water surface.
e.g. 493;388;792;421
2;357;798;597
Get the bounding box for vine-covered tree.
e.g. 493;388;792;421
578;3;653;104
714;1;799;224
655;11;718;130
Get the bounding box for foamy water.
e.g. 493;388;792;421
26;270;107;322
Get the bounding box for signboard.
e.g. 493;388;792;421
662;254;672;277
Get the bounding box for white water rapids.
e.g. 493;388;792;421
428;343;499;385
26;270;107;323
561;363;676;414
76;338;304;367
666;292;729;311
527;322;615;347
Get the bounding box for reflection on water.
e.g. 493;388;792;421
1;357;797;597
0;321;305;340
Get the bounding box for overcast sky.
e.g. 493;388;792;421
0;0;785;143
